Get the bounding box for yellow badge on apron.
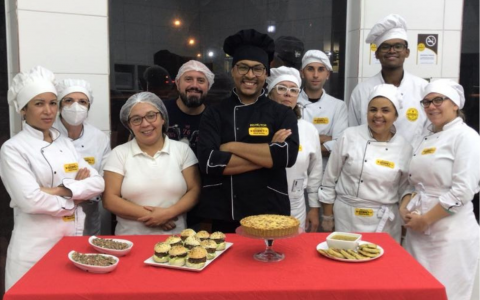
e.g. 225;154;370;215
62;214;75;222
248;124;269;136
313;117;329;124
299;145;303;151
375;159;395;169
406;108;419;121
421;147;436;155
355;208;374;217
64;163;79;173
84;157;95;165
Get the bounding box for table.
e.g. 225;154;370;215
4;233;447;300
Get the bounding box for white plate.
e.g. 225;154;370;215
68;250;119;273
89;236;133;256
144;242;233;272
316;241;384;263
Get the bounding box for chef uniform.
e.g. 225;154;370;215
1;66;105;291
197;30;299;225
266;66;323;229
319;85;412;242
348;14;428;145
403;80;480;300
54;79;111;235
297;50;348;170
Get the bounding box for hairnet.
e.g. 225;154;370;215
266;66;302;90
175;60;215;89
365;14;408;46
368;84;403;111
301;50;333;71
56;79;94;104
119;92;169;133
8;66;57;113
423;79;465;109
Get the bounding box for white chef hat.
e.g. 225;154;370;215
7;66;57;113
368;84;403;111
423;79;465;109
175;60;215;89
365;14;408;46
56;79;94;105
301;50;333;71
266;66;302;90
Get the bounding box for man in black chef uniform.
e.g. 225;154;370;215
197;29;299;233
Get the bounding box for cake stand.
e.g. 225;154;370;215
236;226;303;262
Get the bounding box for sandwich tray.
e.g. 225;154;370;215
144;242;233;272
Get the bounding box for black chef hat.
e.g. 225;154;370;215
223;29;275;75
275;36;304;70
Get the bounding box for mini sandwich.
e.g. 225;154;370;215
153;242;171;263
195;230;210;241
200;239;217;260
186;246;208;269
210;231;226;251
168;245;188;266
180;228;196;241
184;235;201;250
165;235;183;247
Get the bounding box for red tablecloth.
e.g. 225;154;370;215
4;233;447;300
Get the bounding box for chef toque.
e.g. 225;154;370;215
266;66;302;90
119;92;169;134
274;36;305;70
368;84;403;112
175;60;215;89
223;29;275;75
423;79;465;109
301;50;333;71
56;79;94;105
8;66;57;113
365;14;408;46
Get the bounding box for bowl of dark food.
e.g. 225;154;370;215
68;251;119;273
88;236;133;256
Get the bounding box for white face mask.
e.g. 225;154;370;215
62;102;88;126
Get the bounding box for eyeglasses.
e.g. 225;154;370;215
129;111;161;126
235;64;266;76
378;43;407;53
420;97;448;108
62;97;90;107
275;84;301;96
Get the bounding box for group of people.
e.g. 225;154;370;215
1;13;478;300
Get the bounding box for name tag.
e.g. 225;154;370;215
299;145;303;151
375;159;395;169
84;157;95;165
355;208;374;217
406;108;419;121
64;163;79;173
421;147;436;155
62;214;75;222
313;117;329;124
249;127;269;136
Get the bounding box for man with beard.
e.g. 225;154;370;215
348;14;428;144
196;29;299;233
164;60;214;154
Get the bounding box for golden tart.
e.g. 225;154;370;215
240;214;300;237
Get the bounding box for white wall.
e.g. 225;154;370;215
345;0;464;105
5;0;110;136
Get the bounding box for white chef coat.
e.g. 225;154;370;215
1;123;105;291
297;90;348;170
286;119;323;229
403;118;480;300
104;136;198;235
54;118;111;235
319;124;413;241
348;71;429;145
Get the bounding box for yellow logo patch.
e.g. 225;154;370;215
248;127;269;136
299;145;303;151
62;214;75;222
64;163;79;173
84;157;95;165
355;208;374;217
421;147;436;155
375;159;395;169
406;108;419;121
370;44;377;51
313;117;329;124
